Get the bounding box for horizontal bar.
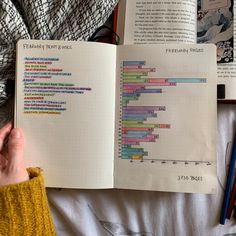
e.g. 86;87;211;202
122;127;154;132
136;89;162;93
123;110;154;114
122;82;176;86
122;137;156;142
124;106;166;111
124;134;149;138
167;78;206;83
122;72;148;77
122;140;140;145
122;123;157;128
123;65;142;69
148;78;167;83
123;61;146;66
123;79;147;83
122;147;144;152
123;68;155;73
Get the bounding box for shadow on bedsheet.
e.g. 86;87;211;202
88;204;154;236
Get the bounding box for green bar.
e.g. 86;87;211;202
122;101;128;106
122;123;156;128
122;96;138;101
123;79;147;83
122;72;147;77
122;121;142;124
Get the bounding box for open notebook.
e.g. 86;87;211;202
15;39;217;193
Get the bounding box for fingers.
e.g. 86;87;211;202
0;154;7;170
7;128;25;168
0;122;12;151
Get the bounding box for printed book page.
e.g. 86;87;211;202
117;0;197;44
15;40;116;188
114;44;217;193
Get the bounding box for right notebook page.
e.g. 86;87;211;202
114;44;217;193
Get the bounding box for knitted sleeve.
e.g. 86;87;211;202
0;168;56;236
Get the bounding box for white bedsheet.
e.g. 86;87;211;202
46;104;236;236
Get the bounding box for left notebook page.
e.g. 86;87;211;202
15;40;116;188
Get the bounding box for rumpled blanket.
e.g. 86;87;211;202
0;0;118;107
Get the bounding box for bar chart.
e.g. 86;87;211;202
119;60;207;163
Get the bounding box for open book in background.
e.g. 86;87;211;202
117;0;235;100
16;40;217;193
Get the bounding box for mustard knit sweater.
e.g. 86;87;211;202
0;168;56;236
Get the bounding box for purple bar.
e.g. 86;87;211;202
124;106;165;111
122;82;176;86
122;140;140;145
123;137;156;142
123;85;145;89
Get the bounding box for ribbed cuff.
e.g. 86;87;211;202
0;167;56;236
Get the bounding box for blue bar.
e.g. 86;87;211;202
123;61;146;66
122;93;140;97
122;147;144;152
122;152;147;156
167;78;206;83
136;89;162;93
124;133;147;138
126;131;151;135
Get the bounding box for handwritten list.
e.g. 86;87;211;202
23;56;91;115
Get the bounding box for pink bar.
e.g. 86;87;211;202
148;79;167;83
158;124;171;128
123;83;145;89
122;127;153;134
122;87;144;90
123;83;176;86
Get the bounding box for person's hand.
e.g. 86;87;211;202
0;123;29;186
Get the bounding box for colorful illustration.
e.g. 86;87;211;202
119;60;206;162
197;0;233;63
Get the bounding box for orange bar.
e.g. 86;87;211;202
132;156;143;160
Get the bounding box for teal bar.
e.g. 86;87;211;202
167;78;206;83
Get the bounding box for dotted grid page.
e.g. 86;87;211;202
114;44;217;193
15;40;116;188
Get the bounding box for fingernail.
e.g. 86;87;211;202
11;129;21;139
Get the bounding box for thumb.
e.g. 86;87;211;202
7;128;25;167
